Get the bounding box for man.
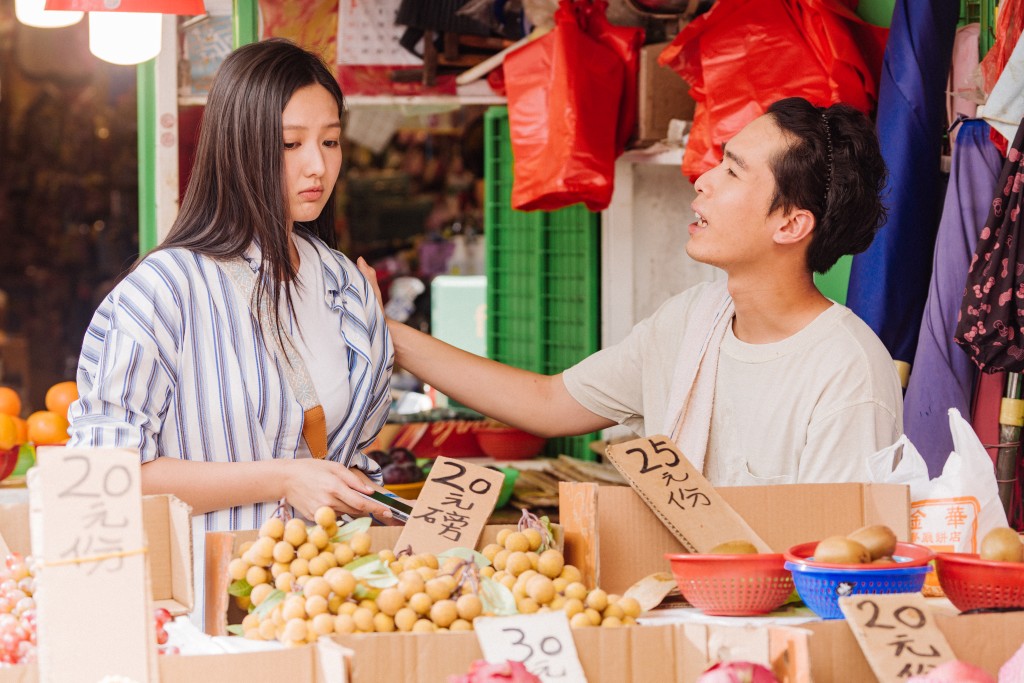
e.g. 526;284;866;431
359;97;902;485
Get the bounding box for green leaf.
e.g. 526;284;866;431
332;517;372;542
345;556;398;589
226;624;245;636
479;576;518;616
539;516;556;552
228;578;252;597
438;547;491;568
253;589;286;619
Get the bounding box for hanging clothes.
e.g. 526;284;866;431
846;0;960;368
980;33;1024;146
904;120;1004;477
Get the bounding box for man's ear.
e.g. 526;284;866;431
773;208;815;246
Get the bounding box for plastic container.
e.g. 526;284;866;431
484;106;601;461
383;481;425;500
784;541;934;620
475;427;546;460
935;553;1024;612
664;553;795;616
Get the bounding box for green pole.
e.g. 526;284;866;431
233;0;258;47
137;59;158;255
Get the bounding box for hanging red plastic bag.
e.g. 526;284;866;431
659;0;886;182
503;0;638;212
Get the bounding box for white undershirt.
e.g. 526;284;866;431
289;236;351;458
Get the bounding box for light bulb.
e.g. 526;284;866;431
14;0;83;28
88;12;162;65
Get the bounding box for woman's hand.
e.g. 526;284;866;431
281;459;395;522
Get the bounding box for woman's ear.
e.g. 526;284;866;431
773;208;815;246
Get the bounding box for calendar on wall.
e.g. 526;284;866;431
335;0;457;96
337;0;420;66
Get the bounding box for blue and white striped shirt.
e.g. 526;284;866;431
68;235;393;536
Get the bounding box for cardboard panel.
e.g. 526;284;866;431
560;484;911;595
0;494;192;615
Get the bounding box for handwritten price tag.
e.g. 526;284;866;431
395;456;504;555
474;611;588;683
29;447;156;683
605;435;769;553
839;593;955;680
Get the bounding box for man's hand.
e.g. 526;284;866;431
357;257;385;317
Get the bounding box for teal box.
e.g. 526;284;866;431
431;275;487;357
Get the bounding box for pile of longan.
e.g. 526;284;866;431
227;507;640;645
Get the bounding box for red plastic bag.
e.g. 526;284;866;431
659;0;886;182
503;0;641;212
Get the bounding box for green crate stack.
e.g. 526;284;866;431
483;107;601;461
960;0;997;57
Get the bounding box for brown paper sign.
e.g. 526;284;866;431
605;435;770;553
839;593;955;681
29;446;157;683
0;529;10;560
394;456;504;555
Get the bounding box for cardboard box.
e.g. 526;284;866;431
204;524;564;637
0;493;193;615
560;483;910;595
328;621;785;683
780;611;1024;682
636;41;696;145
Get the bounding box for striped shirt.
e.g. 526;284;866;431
68;236;393;619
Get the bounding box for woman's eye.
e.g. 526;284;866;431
284;142;299;150
727;168;737;178
323;139;340;148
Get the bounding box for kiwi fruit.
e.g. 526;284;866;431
980;527;1024;563
847;524;898;561
708;540;759;555
813;536;870;564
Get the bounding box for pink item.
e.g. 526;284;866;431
697;661;779;682
448;660;543;683
999;640;1024;682
908;660;995;682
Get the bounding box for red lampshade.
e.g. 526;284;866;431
45;0;203;14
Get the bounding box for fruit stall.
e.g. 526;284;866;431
5;0;1024;681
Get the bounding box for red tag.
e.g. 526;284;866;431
45;0;204;14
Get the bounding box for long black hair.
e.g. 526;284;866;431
156;38;344;330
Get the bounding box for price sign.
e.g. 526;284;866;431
29;447;156;683
394;456;504;555
605;435;770;553
839;593;955;680
474;611;588;683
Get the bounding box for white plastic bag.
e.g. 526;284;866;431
867;408;1008;555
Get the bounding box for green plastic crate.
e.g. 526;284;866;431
484;107;601;461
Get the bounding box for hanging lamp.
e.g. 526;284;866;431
44;0;204;65
14;0;82;29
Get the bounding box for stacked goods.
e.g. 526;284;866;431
226;509;641;645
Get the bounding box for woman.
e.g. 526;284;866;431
69;40;395;549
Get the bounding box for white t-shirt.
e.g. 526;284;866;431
289;236;351;458
562;282;903;486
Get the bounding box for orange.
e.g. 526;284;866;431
0;387;21;417
27;410;70;446
0;414;16;449
45;381;79;419
11;417;26;445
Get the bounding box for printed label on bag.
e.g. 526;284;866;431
910;496;979;553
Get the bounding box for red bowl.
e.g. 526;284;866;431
664;552;794;616
784;541;934;569
935;553;1024;612
475;427;546;461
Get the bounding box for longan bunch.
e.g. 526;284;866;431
228;507;375;645
227;508;642;644
480;528;641;628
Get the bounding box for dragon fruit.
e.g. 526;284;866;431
448;660;542;683
696;661;779;683
907;660;995;683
